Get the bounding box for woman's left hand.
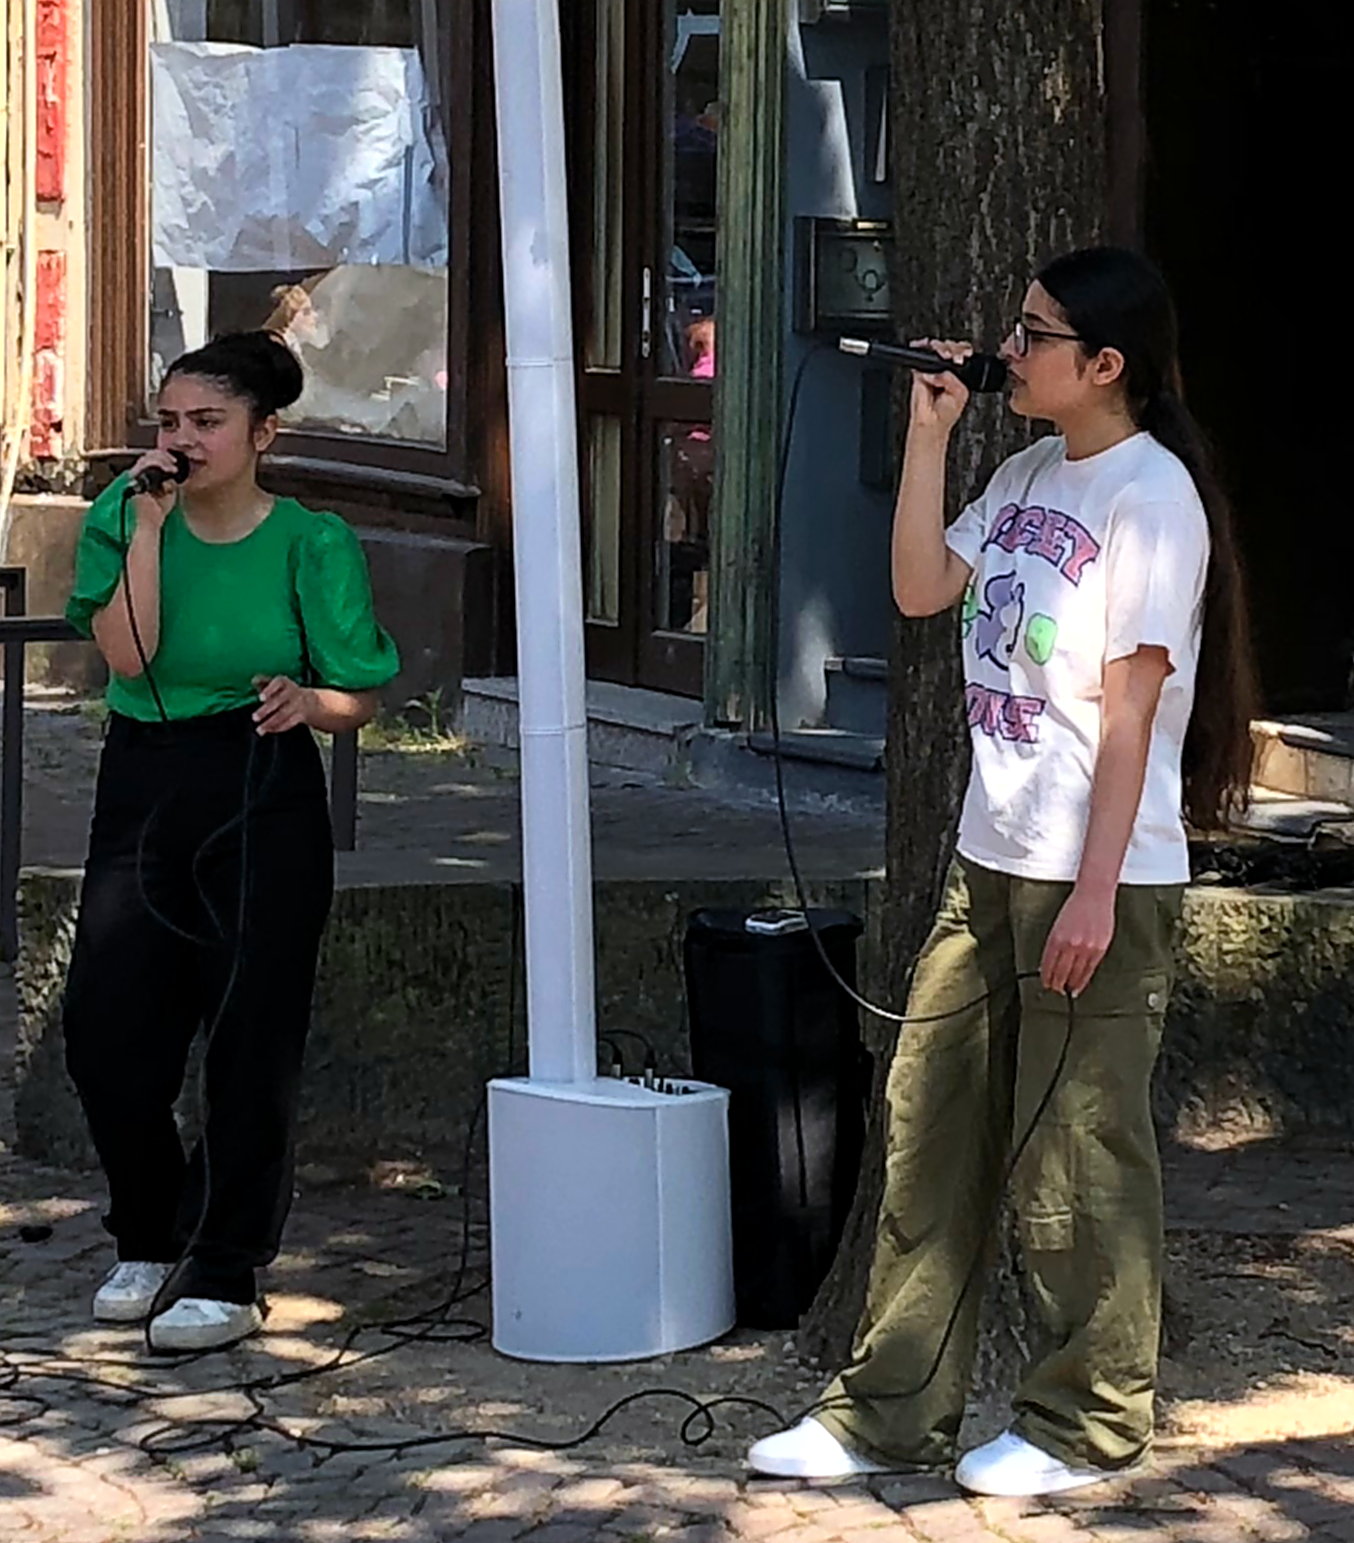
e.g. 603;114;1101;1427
253;675;317;735
1041;885;1116;997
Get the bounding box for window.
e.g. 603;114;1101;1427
147;0;453;446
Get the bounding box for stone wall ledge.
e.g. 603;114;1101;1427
13;871;1354;1168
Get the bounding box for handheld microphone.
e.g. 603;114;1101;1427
129;451;192;496
838;337;1008;394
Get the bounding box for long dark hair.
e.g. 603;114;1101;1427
163;330;304;424
1038;246;1255;832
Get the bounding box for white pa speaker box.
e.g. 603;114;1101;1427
488;1076;735;1362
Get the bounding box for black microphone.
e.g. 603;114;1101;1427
129;450;192;496
838;337;1008;393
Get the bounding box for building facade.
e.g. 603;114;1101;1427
1;1;1345;741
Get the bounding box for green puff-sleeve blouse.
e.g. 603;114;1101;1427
66;477;401;722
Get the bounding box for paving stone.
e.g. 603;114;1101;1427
873;1477;961;1508
740;1525;844;1543
835;1528;917;1543
1206;1491;1320;1537
1211;1450;1290;1488
1084;1524;1175;1543
1155;1524;1259;1543
658;1476;741;1514
295;1522;379;1543
444;1525;535;1543
784;1489;846;1516
1248;1523;1324;1543
740;1485;816;1507
1152;1465;1238;1496
998;1513;1099;1543
552;1480;628;1511
1278;1493;1354;1529
200;1520;288;1540
633;1527;736;1543
818;1498;900;1530
597;1505;687;1537
489;1450;585;1477
519;1524;615;1543
721;1499;805;1539
421;1465;516;1498
899;1498;997;1537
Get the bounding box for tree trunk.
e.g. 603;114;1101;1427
798;0;1114;1394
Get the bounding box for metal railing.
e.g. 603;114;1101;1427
1;566;358;962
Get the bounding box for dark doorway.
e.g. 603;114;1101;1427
1144;2;1348;712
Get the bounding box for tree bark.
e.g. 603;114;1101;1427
707;0;786;729
799;0;1113;1385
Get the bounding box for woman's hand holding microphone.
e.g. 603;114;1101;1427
908;339;975;436
126;449;190;531
121;457;316;736
890;340;979;618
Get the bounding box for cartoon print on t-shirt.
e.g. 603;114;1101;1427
966;683;1046;743
983;502;1102;585
973;572;1024;671
1025;613;1058;666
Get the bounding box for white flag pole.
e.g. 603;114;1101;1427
486;0;734;1364
491;0;596;1086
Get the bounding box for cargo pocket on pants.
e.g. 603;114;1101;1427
1012;966;1171;1254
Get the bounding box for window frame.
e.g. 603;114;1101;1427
89;0;478;504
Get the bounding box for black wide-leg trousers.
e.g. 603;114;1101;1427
64;707;334;1305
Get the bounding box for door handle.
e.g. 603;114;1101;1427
640;266;653;360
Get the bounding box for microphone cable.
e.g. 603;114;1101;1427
759;339;1080;1425
769;342;950;1026
1;988;1077;1468
1;364;1085;1470
113;475;281;1348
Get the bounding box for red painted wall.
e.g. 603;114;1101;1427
30;1;70;456
36;0;70;203
32;251;67;458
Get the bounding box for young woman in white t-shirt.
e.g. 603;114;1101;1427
749;247;1256;1496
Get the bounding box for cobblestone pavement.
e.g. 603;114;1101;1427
4;1131;1352;1543
6;702;1354;1539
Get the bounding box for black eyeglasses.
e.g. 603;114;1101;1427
1011;319;1083;358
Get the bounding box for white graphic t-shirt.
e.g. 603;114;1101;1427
943;430;1209;885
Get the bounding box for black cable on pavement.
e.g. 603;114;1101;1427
1;353;1081;1471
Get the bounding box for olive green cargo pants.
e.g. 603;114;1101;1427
817;857;1183;1472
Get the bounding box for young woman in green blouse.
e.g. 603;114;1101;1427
63;331;399;1351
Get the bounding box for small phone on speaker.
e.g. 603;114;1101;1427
744;909;810;936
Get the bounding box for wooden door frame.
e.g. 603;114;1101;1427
565;0;713;699
564;0;645;686
634;5;713;699
88;0;148;454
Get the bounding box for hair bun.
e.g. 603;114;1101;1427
216;331;305;413
163;329;304;417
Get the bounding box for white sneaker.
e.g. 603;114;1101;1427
92;1261;174;1323
955;1430;1121;1497
148;1296;263;1352
747;1416;893;1479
